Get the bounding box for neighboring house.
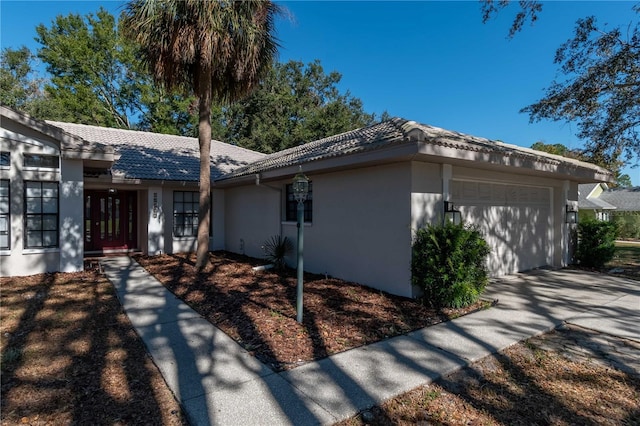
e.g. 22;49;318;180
1;107;614;298
579;183;640;220
578;183;617;221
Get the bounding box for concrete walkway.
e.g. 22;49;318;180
101;257;640;426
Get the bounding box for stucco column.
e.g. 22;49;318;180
59;158;84;272
561;180;579;266
441;163;453;220
147;187;164;255
211;189;225;251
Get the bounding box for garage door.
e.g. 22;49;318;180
451;181;551;276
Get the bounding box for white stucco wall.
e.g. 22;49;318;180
289;163;414;297
147;186;165;255
410;161;444;231
0;121;64;276
223;163;415;297
224;184;281;257
59;158;84;272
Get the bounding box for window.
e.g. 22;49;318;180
0;152;9;168
24;181;59;248
23;154;59;169
285;182;313;223
0;180;9;249
173;191;198;237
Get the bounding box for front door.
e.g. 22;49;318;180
84;190;137;252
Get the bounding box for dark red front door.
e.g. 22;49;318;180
84;190;137;252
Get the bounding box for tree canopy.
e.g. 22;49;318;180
0;47;43;115
5;7;376;151
531;141;632;187
522;6;640;167
35;8;142;128
484;0;639;173
481;0;543;38
213;60;377;153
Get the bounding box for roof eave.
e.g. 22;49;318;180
416;142;614;183
215;142;418;187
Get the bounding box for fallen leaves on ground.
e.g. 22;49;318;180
340;326;640;425
0;271;186;426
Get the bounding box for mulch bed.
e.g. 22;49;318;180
133;251;489;371
0;271;187;425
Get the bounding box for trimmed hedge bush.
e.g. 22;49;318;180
575;220;618;268
412;223;490;308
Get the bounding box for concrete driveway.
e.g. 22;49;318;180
484;268;640;343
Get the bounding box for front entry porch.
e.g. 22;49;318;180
84;189;138;254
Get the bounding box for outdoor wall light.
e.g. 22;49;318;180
293;168;309;323
444;201;462;225
566;204;578;224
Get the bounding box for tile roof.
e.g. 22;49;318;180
47;121;265;181
1;106;114;157
600;187;640;211
220;117;612;180
218;118;409;179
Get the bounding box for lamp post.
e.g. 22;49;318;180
292;170;309;323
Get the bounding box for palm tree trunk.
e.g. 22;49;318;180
195;67;212;271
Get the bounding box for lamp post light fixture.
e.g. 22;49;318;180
293;169;309;323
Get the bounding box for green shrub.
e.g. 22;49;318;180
575;220;618;268
412;223;491;308
262;235;293;270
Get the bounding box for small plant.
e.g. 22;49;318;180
412;222;491;308
262;235;293;270
424;389;441;402
575;220;618;268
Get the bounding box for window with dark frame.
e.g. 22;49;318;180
0;180;9;249
285;182;313;223
24;181;59;248
173;191;199;237
23;154;60;169
0;152;9;168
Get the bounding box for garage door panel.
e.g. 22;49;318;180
452;181;550;276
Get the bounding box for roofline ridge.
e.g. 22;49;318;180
46;119;265;155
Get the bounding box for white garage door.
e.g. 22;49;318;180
451;181;551;276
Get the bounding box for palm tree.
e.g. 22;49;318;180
121;0;280;270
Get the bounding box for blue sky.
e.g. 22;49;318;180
1;0;637;184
